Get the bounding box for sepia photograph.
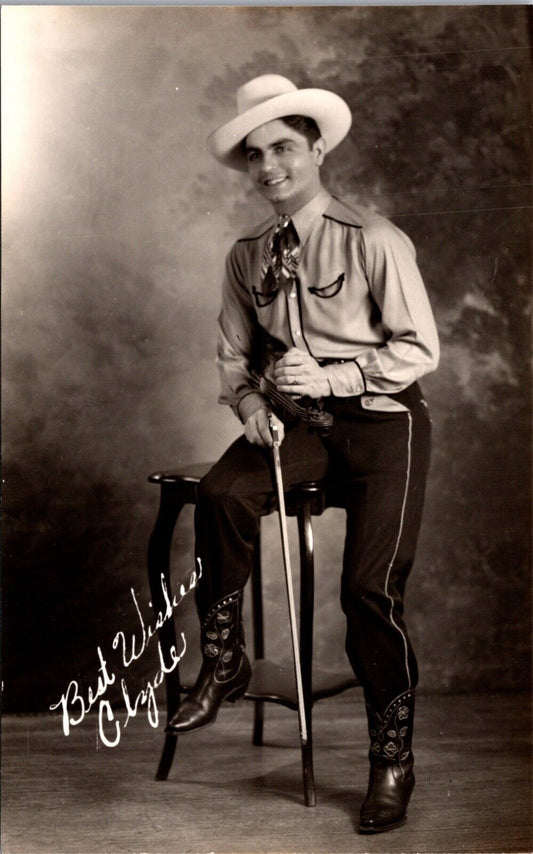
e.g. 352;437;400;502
1;4;531;853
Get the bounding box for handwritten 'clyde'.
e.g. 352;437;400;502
49;565;200;746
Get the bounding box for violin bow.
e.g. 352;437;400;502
268;415;308;748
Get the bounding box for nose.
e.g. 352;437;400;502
260;149;277;173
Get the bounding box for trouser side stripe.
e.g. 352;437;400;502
384;412;413;690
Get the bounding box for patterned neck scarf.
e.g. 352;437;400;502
259;215;300;299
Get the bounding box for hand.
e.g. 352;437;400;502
244;408;285;448
274;348;331;399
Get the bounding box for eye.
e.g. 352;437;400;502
247;151;259;163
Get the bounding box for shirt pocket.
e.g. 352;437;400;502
308;273;345;299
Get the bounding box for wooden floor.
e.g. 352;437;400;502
2;691;531;854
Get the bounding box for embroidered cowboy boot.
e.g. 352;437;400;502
359;690;416;834
165;590;251;734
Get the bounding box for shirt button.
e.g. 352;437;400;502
294;329;301;336
290;290;296;299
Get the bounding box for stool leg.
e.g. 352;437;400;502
147;485;185;781
251;532;265;746
298;498;316;807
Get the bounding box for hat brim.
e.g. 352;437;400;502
207;88;352;172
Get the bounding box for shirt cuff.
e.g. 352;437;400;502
237;391;269;424
322;361;366;397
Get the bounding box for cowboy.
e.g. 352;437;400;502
166;74;439;835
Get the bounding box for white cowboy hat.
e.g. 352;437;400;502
207;74;352;172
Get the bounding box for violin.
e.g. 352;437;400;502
251;371;333;434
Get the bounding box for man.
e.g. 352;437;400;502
166;74;439;835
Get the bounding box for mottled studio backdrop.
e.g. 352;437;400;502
2;5;531;714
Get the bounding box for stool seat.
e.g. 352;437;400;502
147;462;358;805
149;463;346;516
149;463;213;484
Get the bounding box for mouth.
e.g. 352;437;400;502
263;176;288;188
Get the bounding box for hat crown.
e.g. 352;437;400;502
237;74;297;115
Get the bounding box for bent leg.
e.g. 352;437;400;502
166;419;329;735
195;419;329;618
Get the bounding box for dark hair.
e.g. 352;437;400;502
279;115;322;147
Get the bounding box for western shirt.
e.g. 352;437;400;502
216;188;439;423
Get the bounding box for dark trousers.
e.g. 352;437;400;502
195;383;431;715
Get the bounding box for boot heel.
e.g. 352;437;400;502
226;684;247;703
225;656;252;703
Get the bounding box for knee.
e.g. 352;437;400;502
341;573;387;616
196;470;251;521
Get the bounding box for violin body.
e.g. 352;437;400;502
251;372;334;434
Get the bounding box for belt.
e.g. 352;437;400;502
316;357;350;366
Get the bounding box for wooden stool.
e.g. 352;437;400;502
147;463;358;807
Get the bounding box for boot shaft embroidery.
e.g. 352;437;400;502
201;591;244;683
367;690;414;764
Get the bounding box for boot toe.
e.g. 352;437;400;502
164;654;252;735
359;816;408;834
359;805;408;834
165;699;208;734
358;765;415;834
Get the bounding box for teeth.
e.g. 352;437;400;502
265;177;286;186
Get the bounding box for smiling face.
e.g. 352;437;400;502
244;119;325;215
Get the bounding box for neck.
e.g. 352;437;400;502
272;182;324;218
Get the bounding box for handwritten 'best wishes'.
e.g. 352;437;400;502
49;561;201;747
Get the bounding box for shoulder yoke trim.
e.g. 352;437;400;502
237;216;276;242
323;197;367;228
236;197;374;239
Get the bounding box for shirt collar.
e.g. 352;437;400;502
289;187;332;246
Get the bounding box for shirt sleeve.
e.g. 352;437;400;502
324;218;439;395
216;244;269;422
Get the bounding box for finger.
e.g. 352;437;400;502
275;367;296;380
276;382;301;396
244;411;265;446
258;410;276;447
244;421;259;445
276;350;307;368
250;427;270;448
274;365;302;383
